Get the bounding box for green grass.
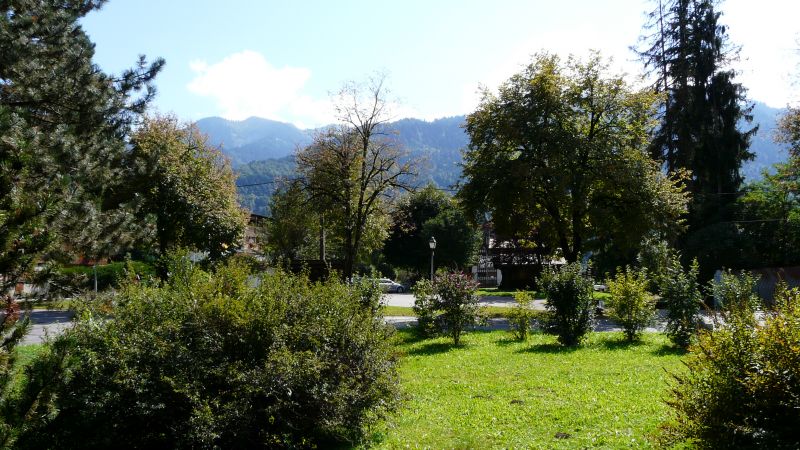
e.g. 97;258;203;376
476;287;612;301
370;330;684;449
476;287;542;297
382;305;522;319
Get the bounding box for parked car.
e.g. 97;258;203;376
375;278;405;293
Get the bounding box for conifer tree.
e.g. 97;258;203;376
0;0;163;289
636;0;756;271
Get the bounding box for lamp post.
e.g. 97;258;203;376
428;236;437;281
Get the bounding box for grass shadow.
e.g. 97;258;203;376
597;338;648;351
495;335;524;346
651;344;688;357
518;342;580;354
406;341;456;356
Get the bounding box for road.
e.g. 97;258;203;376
382;293;548;309
21;309;75;346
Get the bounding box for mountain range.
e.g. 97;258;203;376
196;102;790;215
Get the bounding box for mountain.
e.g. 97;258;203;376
199;116;470;215
198;103;790;215
195;116;312;165
741;101;790;180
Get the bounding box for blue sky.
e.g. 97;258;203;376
82;0;800;128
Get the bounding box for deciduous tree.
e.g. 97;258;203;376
383;185;480;275
120;115;248;259
459;53;688;265
296;75;414;278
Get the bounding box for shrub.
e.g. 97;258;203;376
665;280;800;449
711;269;762;318
411;279;438;337
433;272;481;346
56;260;155;291
636;235;677;294
606;267;654;342
507;291;537;341
661;257;702;348
540;262;595;346
18;258;400;449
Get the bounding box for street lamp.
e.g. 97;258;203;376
428;236;437;281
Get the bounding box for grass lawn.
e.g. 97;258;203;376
476;287;612;301
382;305;523;319
476;287;542;298
371;330;684;449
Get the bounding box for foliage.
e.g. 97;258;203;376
661;258;702;348
296;74;414;278
383;330;683;449
18;259;400;448
711;269;761;315
507;291;538;341
636;235;678;294
0;1;163;290
433;272;482;346
606;267;654;342
776;106;800;158
540;262;596;346
411;279;439;337
458;52;688;264
733;161;800;268
118;114;248;260
664;283;800;449
410;274;482;345
56;261;155;292
383;185;481;276
0;296;32;447
636;0;756;274
262;180;321;263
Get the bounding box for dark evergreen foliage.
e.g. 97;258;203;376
383;185;481;277
0;0;163;288
636;0;757;273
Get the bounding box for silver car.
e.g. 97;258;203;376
375;278;405;293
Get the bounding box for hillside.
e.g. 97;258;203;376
197;103;789;215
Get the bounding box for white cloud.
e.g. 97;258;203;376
187;50;335;126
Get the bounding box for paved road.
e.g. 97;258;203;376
383;293;547;309
21;310;75;346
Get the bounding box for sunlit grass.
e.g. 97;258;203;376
369;330;684;449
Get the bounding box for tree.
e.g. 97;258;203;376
119;115;248;259
296;75;414;278
262;180;321;264
636;0;756;271
383;185;480;276
0;0;163;289
459;53;688;265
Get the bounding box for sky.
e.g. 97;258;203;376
81;0;800;129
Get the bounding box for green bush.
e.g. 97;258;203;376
606;267;654;342
661;258;702;348
507;291;537;341
411;279;438;337
57;261;155;291
410;274;482;345
19;257;400;449
665;280;800;449
540;262;595;346
433;272;481;346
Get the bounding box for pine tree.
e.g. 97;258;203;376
636;0;756;270
0;1;163;289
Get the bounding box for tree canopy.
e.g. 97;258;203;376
296;74;414;278
383;185;481;275
0;0;163;288
636;0;756;273
119;115;248;259
458;52;688;265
